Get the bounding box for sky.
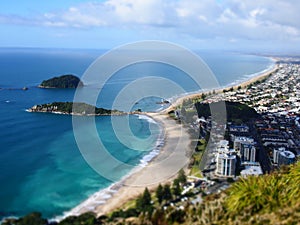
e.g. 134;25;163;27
0;0;300;53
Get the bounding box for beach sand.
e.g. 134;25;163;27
66;59;279;218
55;112;192;221
94;112;192;216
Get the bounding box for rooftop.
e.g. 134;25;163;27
280;150;295;159
240;165;263;177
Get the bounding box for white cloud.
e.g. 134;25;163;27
104;0;168;25
0;0;300;49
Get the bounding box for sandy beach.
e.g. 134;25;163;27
62;58;279;219
57;111;192;220
94;112;192;216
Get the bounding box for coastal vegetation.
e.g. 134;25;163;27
39;74;83;88
28;102;123;115
194;101;260;123
4;162;299;224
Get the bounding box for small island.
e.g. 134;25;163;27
39;74;83;88
28;102;125;116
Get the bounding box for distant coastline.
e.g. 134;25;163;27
163;58;279;113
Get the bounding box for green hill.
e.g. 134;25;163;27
195;101;260;123
39;74;83;88
29;102;123;115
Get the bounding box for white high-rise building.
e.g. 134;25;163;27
234;137;256;162
273;147;286;164
215;140;237;177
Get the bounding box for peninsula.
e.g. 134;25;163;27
27;102;124;116
39;74;83;88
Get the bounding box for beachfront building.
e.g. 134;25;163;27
273;147;286;164
234;137;256;162
240;162;263;177
215;140;237;177
278;150;296;167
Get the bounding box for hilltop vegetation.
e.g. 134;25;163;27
39;74;83;88
3;162;299;224
195;101;260;123
29;102;123;115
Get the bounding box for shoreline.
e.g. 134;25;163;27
94;112;192;216
53;57;279;221
53;112;192;221
163;59;279;112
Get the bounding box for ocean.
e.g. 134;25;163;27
0;47;273;220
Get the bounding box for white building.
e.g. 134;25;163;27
240;164;263;177
234;137;256;162
215;140;237;177
273;147;286;164
278;150;296;167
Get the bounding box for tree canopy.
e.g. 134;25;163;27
40;74;83;88
194;101;260;123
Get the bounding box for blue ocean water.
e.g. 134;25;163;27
0;48;273;220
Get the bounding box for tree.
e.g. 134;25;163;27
168;209;186;223
151;209;166;225
136;188;153;213
143;188;151;206
40;74;83;88
163;184;172;201
172;179;181;197
59;212;96;225
177;169;187;184
16;212;48;225
156;184;164;204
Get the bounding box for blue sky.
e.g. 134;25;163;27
1;0;300;53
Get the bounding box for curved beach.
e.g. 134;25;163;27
52;111;192;221
56;57;279;219
95;59;279;216
94;112;192;215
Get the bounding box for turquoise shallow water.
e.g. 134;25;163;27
0;48;273;219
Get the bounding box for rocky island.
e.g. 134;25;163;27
39;74;83;88
28;102;125;116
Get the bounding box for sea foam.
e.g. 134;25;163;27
52;114;164;223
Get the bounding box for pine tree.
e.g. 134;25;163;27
172;179;181;197
143;188;151;206
177;169;187;184
136;188;153;213
156;184;164;204
163;184;172;201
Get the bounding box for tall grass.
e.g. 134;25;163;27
225;161;300;215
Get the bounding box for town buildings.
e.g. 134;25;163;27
215;140;237;177
200;62;299;177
